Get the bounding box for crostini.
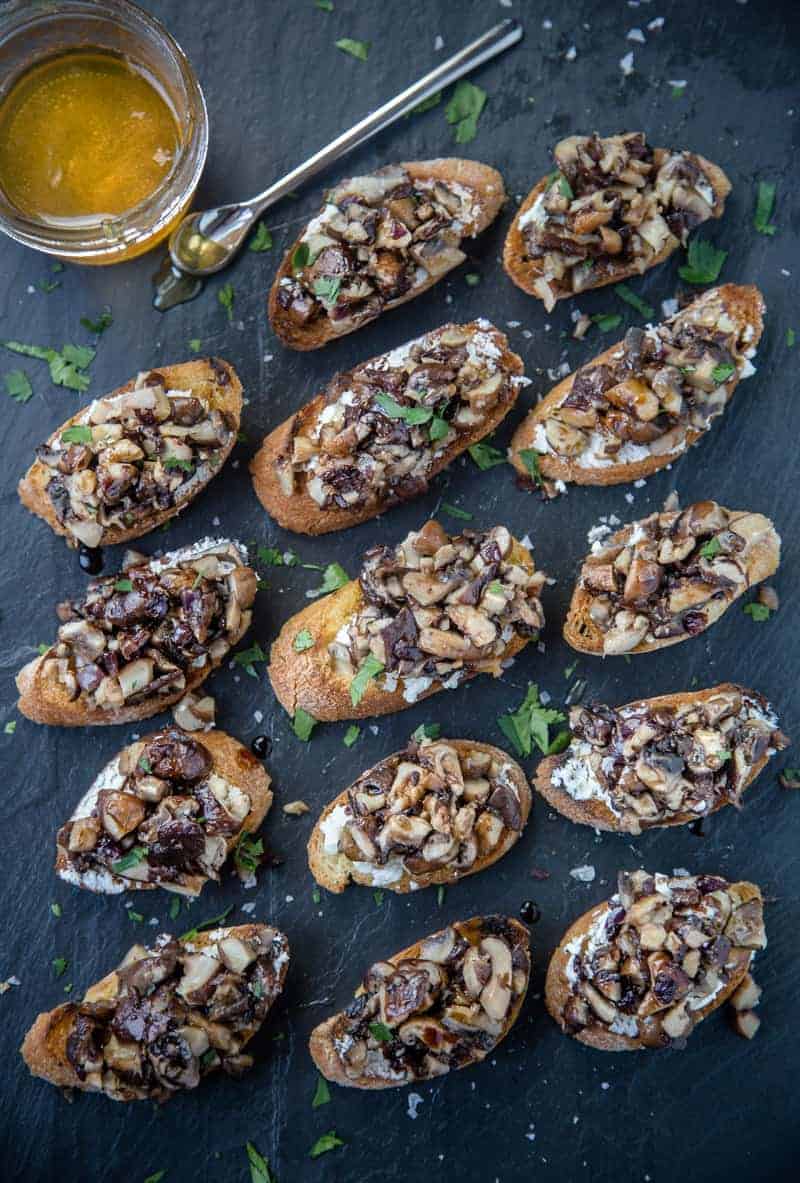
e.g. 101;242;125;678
309;916;529;1088
564;500;780;655
21;923;289;1101
19;360;242;549
56;728;272;896
269;159;506;349
17;537;257;726
251;320;526;534
309;735;530;893
268;520;546;722
503;131;730;307
545;869;765;1050
509;285;763;491
535;683;788;835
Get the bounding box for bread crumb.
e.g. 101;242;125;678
283;800;310;816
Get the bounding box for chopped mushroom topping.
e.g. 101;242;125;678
59;927;288;1101
520;132;723;309
578;502;774;652
275;322;523;511
330;522;546;700
35;370;235;549
559;870;765;1047
324;739;524;885
322;917;529;1084
57;729;254;894
534;289;758;468
39;539;255;713
552;687;788;833
277;167;483;333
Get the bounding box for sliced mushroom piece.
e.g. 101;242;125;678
462;947;492;998
474;810;504;854
418;927;457;964
661;1001;692;1039
68;815;102;852
732;1009;760;1040
602;611;649;654
99;791;147;842
176;953;222;1003
582;981;618;1024
446;604;497;647
479;936;513;1021
729;973;762;1011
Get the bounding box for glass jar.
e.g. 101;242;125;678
0;0;208;264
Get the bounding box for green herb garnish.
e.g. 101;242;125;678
444;80;487;144
465;273;481;286
441;501;472;521
743;602;772;622
169;896;181;921
234;832;264;877
114;578;133;593
293;630;314;652
312;1075;332;1108
547;729;571;755
315;0;334;9
497;684;566;758
50;902;62;918
307;562;350;597
80;308;113;335
143;1172;166;1183
233;641;268;678
754;181;777;236
291;242;310;273
249;222;273;252
412;723;441;742
373;889;384;907
4;721;16;735
699;537;722;560
313;275;342;306
519;448;544;487
369;1021;393;1043
2;339;95;391
257;546;298;567
129;911;144;924
246;1141;275;1183
309;1131;345;1159
678;239;727;285
428;415;450;442
711;363;735;384
336;37;370;61
4;369;33;403
787;328;796;349
218;282;235;322
374;391;433;426
468;442;506;470
180;904;234;942
437;884;446;907
343;724;361;747
52;957;68;978
350;655;384;706
60;425;93;445
614;284;655;319
410;90;441;115
592;313;623;332
189;337;202;352
292;708;317;741
163;456;194;473
112;846;148;873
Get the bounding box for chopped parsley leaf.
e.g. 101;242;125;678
218;282;235;322
547;729;571;755
143;1172;166;1183
292;708;317;741
293;630;315;652
441;501;472;521
614;284;655;319
437;884;446;907
412;723;441;742
249;221;273;252
465;272;481;286
754;181;777;236
307;562;350;597
163;456;194;473
50;902;62;918
699;537;722;560
246;1141;275;1183
711;363;736;384
291;242;310;273
444;80;487;144
312;886;321;904
52;957;68;978
743;601;772;622
350;655;384;706
80;308;113;335
180;904;234;942
233;641;268;678
428;415;450;442
468;441;506;470
129;911;144;924
189;337;202;352
312;275;341;306
112;846;148;874
309;1131;345;1159
312;1075;332;1108
374;889;384;906
257;545;298;567
518;448;544;487
497;683;566;758
591;312;623;332
61;425;92;445
169;896;181;921
343;724;361;747
4;369;33;403
335;37;370;61
410;90;441;115
678;239;727;285
374;391;433;426
114;578;133;593
4;720;16;735
369;1021;393;1043
788;328;796;349
234;832;264;877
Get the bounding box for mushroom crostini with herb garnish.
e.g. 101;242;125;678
19;360;241;548
268;520;547;722
504;132;730;307
269;159;506;349
309;915;529;1088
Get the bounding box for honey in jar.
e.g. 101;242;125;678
0;49;180;225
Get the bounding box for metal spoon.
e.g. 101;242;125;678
154;18;522;309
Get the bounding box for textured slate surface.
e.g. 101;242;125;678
1;1;799;1180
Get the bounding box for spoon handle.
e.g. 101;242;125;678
245;18;522;219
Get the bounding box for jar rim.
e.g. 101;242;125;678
0;0;209;261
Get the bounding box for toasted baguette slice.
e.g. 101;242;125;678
564;501;780;656
309;916;529;1088
17;538;256;727
55;728;272;897
545;870;764;1050
535;683;788;835
19;359;242;549
503;132;730;304
251;321;525;535
268;521;545;722
308;737;530;894
21;923;289;1101
269;160;506;350
509;285;763;490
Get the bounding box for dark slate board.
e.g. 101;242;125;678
2;1;799;1180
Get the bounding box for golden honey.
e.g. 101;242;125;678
0;50;180;224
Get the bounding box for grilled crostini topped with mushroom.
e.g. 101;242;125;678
503;132;730;307
535;684;788;835
309;916;529;1088
269;160;506;349
546;870;765;1051
19;360;241;549
17;538;256;726
268;520;547;722
564;500;780;655
308;736;530;893
21;924;289;1102
510;285;763;491
251;321;526;534
56;729;272;896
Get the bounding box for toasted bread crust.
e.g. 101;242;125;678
544;886;758;1050
563;508;780;656
503;148;730;301
269;159;506;350
509;285;764;487
54;729;272;894
18;359;242;547
309;917;529;1088
21;923;287;1095
308;739;531;893
534;683;782;833
250;323;523;534
268;536;537;722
